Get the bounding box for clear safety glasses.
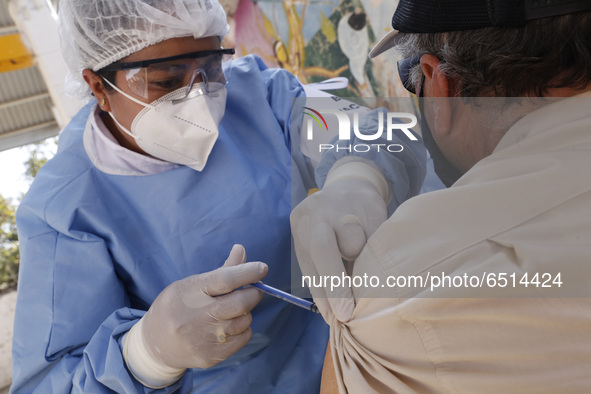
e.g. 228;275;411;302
99;48;235;101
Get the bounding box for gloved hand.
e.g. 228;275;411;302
291;158;389;324
123;244;267;388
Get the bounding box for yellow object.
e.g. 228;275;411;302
0;34;33;73
262;11;275;39
274;40;289;66
320;12;337;44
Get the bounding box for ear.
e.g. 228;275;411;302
420;54;453;137
82;69;112;112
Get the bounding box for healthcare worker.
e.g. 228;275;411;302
11;0;426;392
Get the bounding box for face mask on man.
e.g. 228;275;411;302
417;86;463;187
103;79;227;171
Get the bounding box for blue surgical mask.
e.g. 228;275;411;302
418;84;463;187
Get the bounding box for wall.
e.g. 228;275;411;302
224;0;408;98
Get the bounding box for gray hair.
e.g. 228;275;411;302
395;11;591;97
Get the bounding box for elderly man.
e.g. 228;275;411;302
292;0;591;392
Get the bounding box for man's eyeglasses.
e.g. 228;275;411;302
397;54;423;95
98;48;235;101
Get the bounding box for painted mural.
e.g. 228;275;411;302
230;0;409;98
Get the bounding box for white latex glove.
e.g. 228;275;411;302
291;158;389;324
123;244;267;388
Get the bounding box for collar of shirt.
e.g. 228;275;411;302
494;90;591;153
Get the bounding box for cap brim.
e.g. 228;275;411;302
368;29;404;59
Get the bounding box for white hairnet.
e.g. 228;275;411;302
58;0;230;98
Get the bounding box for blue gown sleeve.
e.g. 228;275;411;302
12;202;186;393
223;55;317;203
246;56;428;212
246;56;319;200
10;107;186;393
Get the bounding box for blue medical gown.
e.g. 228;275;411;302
11;55;426;393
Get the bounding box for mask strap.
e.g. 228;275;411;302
102;78;155;109
106;111;140;141
100;78;154;142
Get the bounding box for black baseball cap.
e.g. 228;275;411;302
369;0;591;58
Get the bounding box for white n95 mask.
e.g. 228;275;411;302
103;79;227;171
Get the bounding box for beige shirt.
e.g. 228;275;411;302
330;93;591;393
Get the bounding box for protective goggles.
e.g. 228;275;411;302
98;48;235;101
